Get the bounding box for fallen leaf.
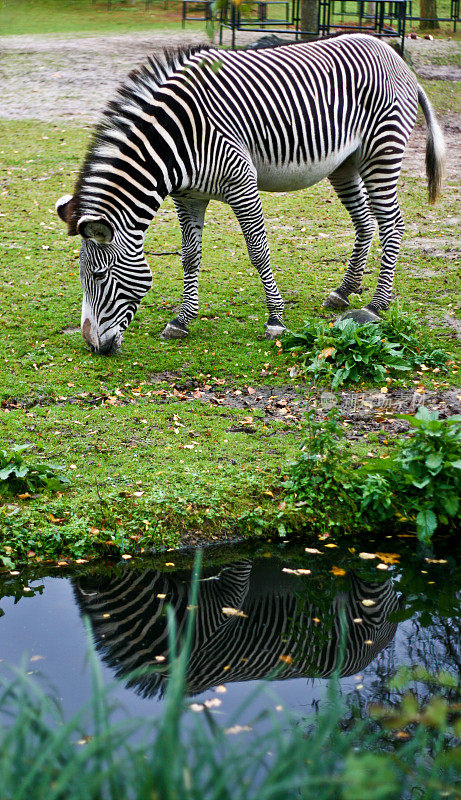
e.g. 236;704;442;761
375;552;400;565
279;654;293;664
319;347;336;360
305;547;322;554
359;552;377;560
361;599;376;607
204;698;222;708
331;566;346;576
226;725;252;734
222;607;247;618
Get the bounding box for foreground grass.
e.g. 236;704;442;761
0;79;460;561
0;574;459;800
1;655;459;799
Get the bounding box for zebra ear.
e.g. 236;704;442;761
55;194;73;223
77;216;114;245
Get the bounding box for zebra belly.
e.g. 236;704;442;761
255;146;359;193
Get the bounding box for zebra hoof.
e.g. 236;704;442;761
323;290;349;310
161;321;189;340
264;316;286;340
265;325;286;340
338;307;380;325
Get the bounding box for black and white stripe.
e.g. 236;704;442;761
56;34;445;352
74;560;402;698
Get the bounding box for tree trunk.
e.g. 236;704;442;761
420;0;440;29
300;0;318;39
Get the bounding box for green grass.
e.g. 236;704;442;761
1;0;460;36
0;0;189;36
0;66;460;562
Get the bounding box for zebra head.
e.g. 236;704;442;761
56;195;153;355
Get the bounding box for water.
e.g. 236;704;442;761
0;535;459;728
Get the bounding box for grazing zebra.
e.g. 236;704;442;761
74;559;402;697
56;34;445;354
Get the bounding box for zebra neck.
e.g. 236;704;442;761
73;103;195;233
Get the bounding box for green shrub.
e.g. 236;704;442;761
282;408;351;530
282;310;449;388
0;444;69;495
357;407;461;541
283;407;461;542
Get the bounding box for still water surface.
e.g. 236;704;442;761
0;535;459;727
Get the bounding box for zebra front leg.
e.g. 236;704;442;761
324;171;377;311
228;189;285;339
161;196;209;340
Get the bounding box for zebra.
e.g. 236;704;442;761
55;33;445;355
74;558;402;698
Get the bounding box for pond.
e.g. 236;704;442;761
0;534;459;729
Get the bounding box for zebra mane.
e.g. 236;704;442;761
67;45;211;233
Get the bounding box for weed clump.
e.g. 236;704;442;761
283;407;461;543
0;444;69;496
282;308;449;388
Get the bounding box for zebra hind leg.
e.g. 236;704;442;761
339;144;407;324
161;197;209;340
323;170;377;312
361;177;405;319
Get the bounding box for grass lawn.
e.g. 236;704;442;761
0;0;189;36
0;73;460;562
1;0;459;37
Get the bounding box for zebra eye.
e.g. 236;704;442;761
91;267;109;280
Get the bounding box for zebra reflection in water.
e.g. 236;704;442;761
74;559;402;698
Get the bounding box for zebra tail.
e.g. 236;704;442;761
417;85;446;205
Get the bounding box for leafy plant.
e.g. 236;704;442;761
354;407;461;540
282;409;355;531
0;445;69;495
381;305;450;371
282;310;450;387
392;407;460;538
283;407;461;543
